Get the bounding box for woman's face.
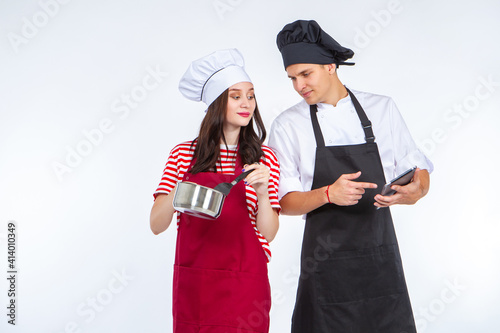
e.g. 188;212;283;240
224;81;256;132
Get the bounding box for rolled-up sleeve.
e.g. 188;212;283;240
154;148;179;199
389;100;434;176
268;119;305;200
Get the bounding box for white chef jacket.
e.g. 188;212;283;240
268;88;434;200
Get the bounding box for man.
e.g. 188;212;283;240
268;20;433;333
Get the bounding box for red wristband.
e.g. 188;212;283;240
325;185;331;204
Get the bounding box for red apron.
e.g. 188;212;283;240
173;157;271;333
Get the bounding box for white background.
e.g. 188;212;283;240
1;0;499;332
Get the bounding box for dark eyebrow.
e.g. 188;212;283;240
229;87;254;92
288;68;313;79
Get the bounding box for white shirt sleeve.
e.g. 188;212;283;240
268;119;305;200
388;99;434;177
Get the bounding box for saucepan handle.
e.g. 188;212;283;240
231;168;255;186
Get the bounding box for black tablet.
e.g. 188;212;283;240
380;166;417;196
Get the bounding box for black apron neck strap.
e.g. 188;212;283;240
309;87;375;147
309;104;326;148
345;87;375;143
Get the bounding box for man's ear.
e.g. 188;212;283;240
326;63;337;75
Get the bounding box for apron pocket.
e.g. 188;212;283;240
315;245;405;305
173;265;270;332
319;294;416;333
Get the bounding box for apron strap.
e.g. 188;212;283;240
186;140;243;174
309;87;376;147
309;104;326;148
345;87;375;143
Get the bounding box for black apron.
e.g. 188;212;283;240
291;88;417;333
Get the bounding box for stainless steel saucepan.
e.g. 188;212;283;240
173;169;254;219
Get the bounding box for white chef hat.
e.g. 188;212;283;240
178;48;252;107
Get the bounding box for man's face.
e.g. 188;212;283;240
286;63;335;105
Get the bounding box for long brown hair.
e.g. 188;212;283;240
189;88;266;174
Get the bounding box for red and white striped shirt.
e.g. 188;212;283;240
154;140;280;262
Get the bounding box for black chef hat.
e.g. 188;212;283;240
276;20;354;69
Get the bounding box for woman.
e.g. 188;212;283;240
150;49;280;333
